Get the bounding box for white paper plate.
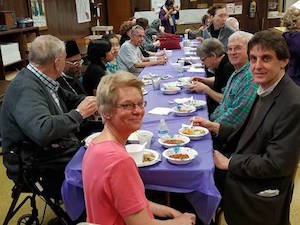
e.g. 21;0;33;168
162;147;198;164
158;134;190;148
137;149;160;167
179;126;209;140
143;90;148;95
172;105;196;116
84;132;101;147
161;87;181;95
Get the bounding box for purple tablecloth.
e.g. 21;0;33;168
62;48;221;224
138;49;221;224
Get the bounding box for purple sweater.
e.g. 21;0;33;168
283;32;300;86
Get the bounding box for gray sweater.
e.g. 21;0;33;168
1;68;84;179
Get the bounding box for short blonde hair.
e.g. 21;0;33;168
282;6;300;32
96;71;144;118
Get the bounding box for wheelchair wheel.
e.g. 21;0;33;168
17;214;40;225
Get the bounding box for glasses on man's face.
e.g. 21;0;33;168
116;101;147;111
200;55;210;62
66;59;83;66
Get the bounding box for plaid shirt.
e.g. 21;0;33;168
210;62;258;128
27;63;63;112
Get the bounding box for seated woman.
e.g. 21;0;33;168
82;71;195;225
83;39;114;95
103;34;121;74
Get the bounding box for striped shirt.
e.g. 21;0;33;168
27;63;63;112
210;62;258;128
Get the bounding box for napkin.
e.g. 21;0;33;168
148;107;172;115
187;67;205;73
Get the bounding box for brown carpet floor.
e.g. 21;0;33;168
0;154;299;224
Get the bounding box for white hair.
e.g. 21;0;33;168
225;17;239;31
228;31;253;44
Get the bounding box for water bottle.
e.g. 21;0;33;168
158;119;169;138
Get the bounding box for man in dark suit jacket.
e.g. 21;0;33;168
193;31;300;225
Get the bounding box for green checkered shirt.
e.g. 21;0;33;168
210;62;258;128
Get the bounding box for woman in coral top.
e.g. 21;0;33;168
82;71;195;225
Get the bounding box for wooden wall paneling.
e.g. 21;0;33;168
133;0;151;11
41;0;90;41
0;0;29;18
106;0;133;33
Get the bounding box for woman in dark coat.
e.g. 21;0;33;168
83;39;114;95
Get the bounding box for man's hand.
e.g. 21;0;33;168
190;116;220;134
185;28;191;33
173;213;196;225
153;40;160;47
189;81;208;93
213;150;229;170
156;56;167;65
76;96;98;119
192;76;206;83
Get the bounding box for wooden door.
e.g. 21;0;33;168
106;0;133;33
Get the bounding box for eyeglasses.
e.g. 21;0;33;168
116;101;147;111
66;59;83;66
200;55;209;62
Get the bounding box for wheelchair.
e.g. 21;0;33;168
2;141;74;225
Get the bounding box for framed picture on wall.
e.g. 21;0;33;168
28;0;48;30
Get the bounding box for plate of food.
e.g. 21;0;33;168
178;77;193;83
137;149;160;167
162;147;198;164
161;86;181;95
84;132;101;147
158;134;190;148
172;105;196;116
173;98;206;109
179;126;209;140
163;81;181;88
189;100;206;109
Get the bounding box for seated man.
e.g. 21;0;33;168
208;31;258;129
203;30;300;225
189;38;235;117
118;25;166;76
0;35;98;196
191;31;258;196
57;40;86;95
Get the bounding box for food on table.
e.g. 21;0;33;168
176;106;192;113
143;151;155;162
163;138;185;145
165;86;179;91
169;153;189;159
181;127;206;135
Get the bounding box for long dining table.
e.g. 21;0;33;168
137;49;221;224
62;46;221;225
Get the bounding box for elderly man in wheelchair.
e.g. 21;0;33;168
1;35;101;225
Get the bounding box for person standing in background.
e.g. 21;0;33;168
282;6;300;86
203;5;235;48
159;0;180;34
